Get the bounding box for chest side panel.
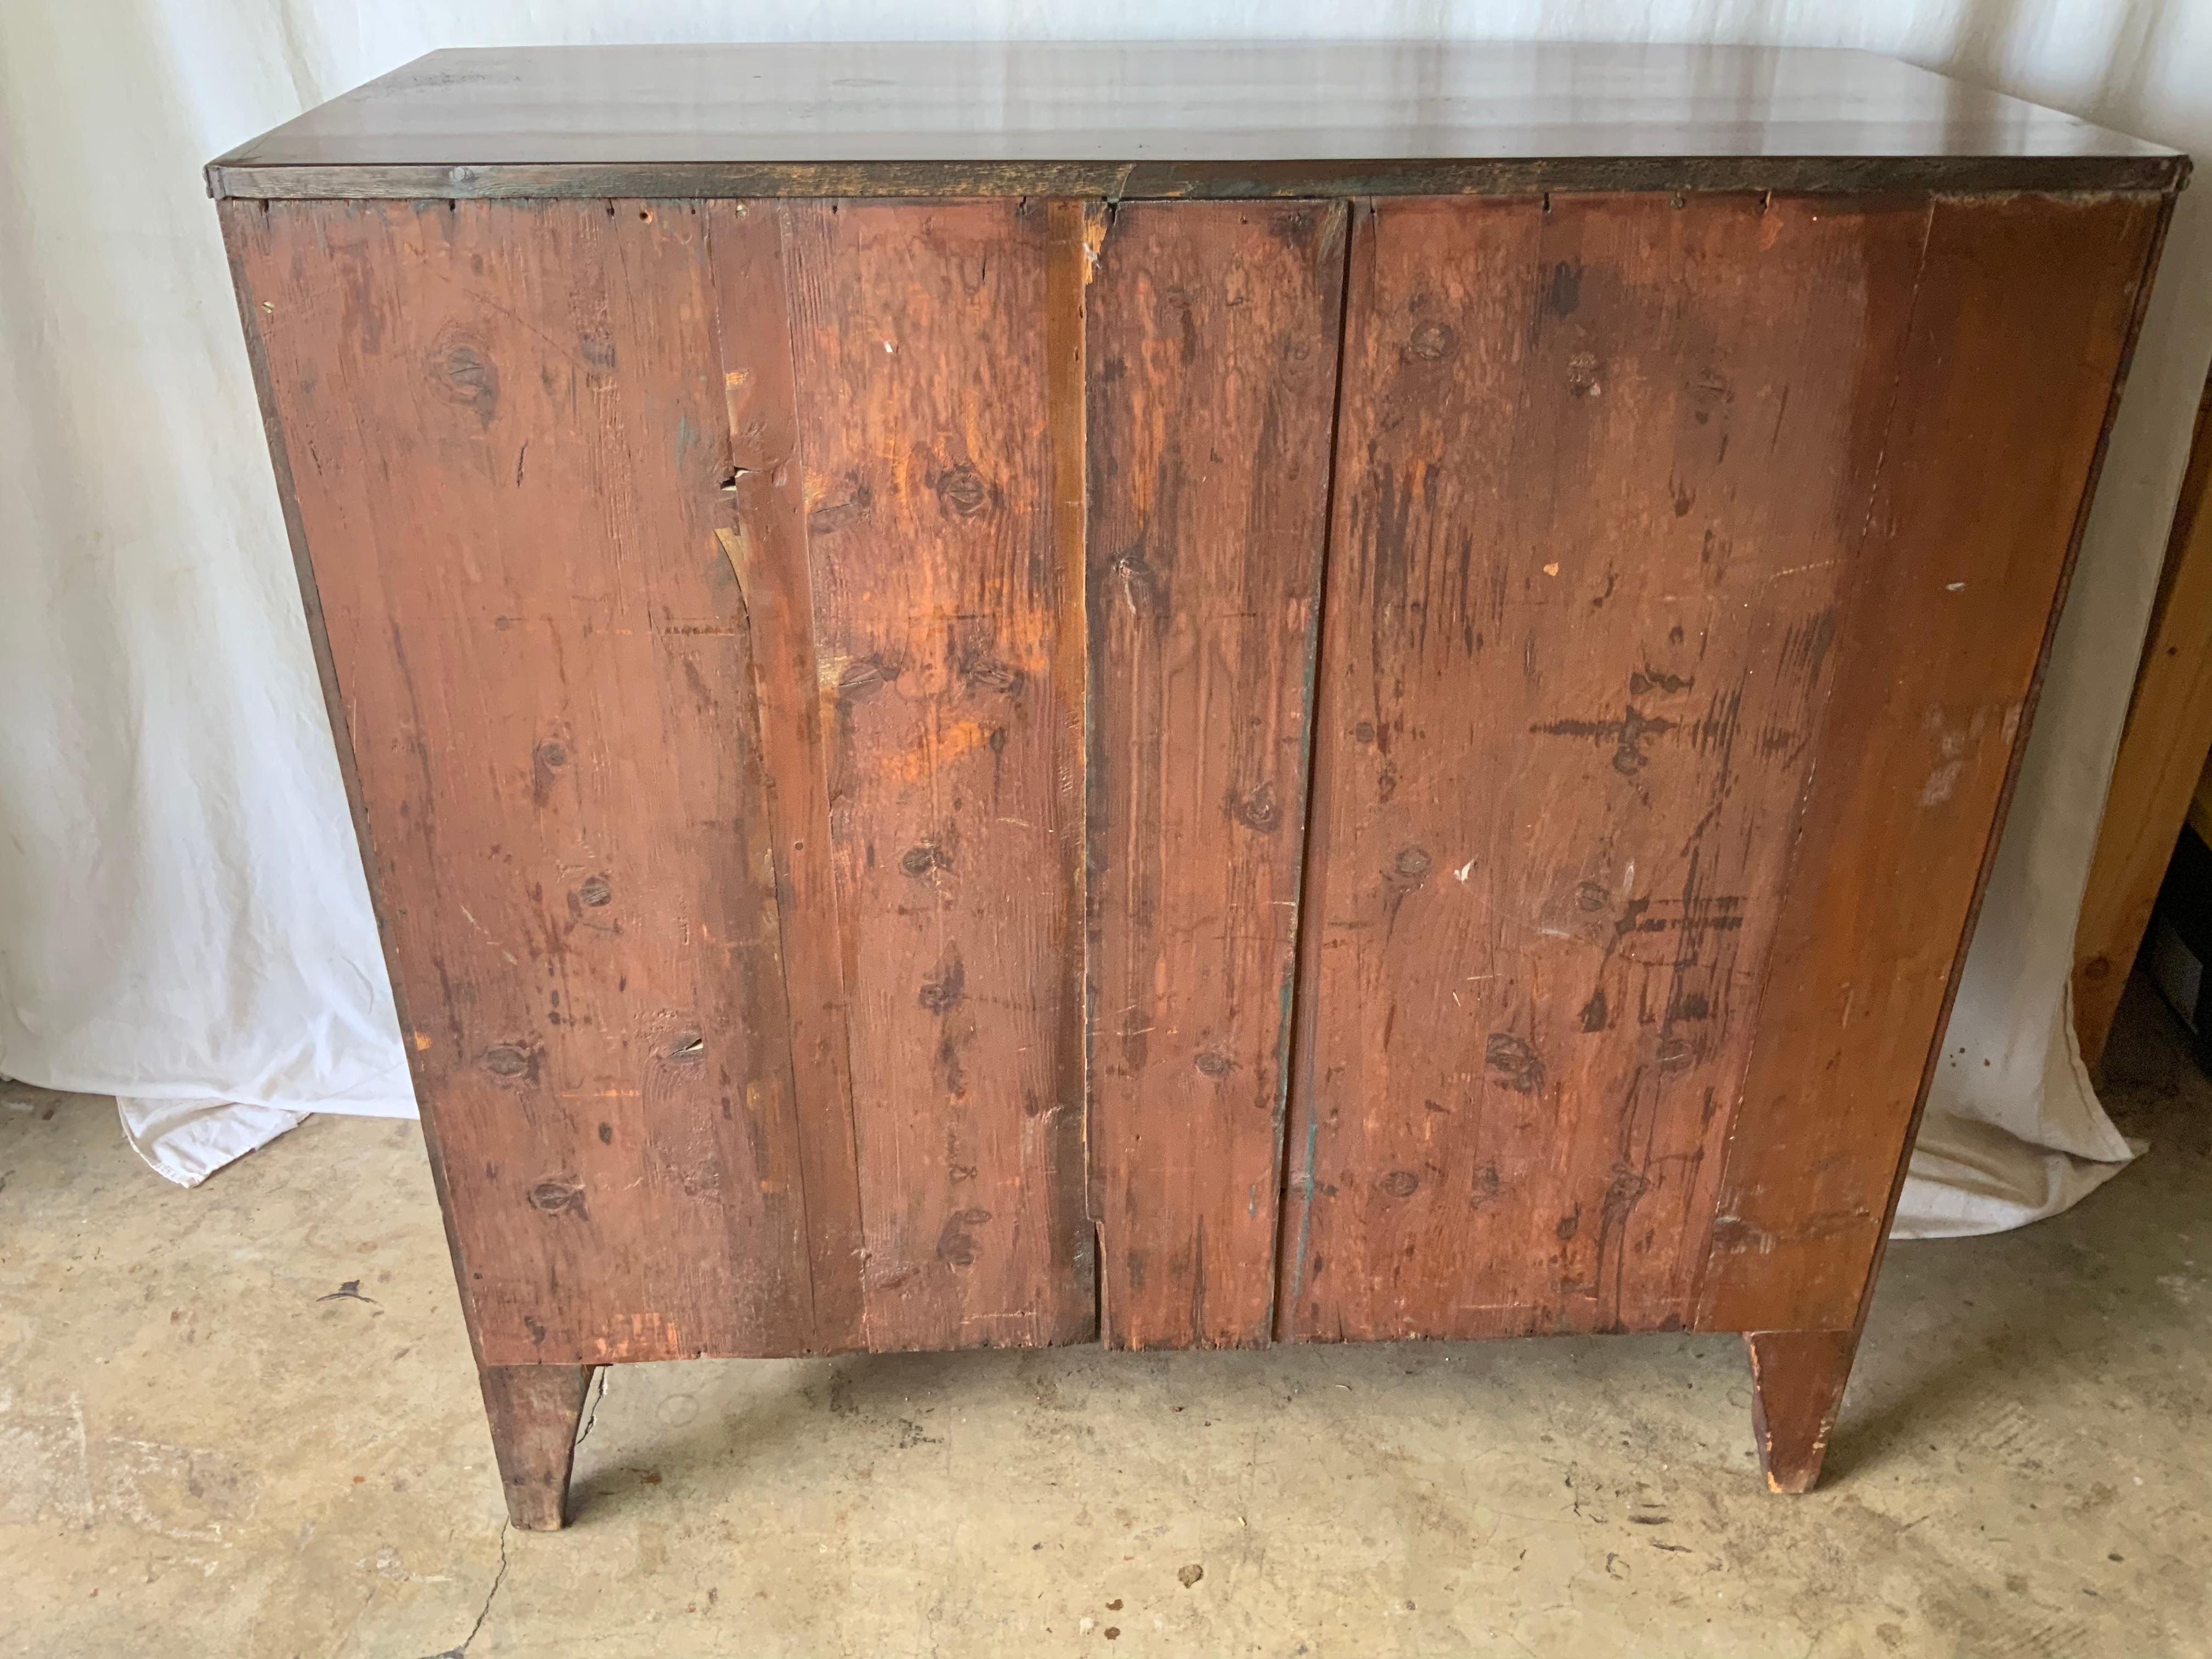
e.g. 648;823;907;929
1696;191;2164;1335
1278;191;1931;1341
224;198;819;1364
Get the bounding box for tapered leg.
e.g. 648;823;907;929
477;1363;595;1529
1743;1329;1857;1494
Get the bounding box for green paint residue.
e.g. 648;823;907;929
1287;1116;1321;1310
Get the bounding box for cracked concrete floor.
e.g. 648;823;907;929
4;975;2210;1658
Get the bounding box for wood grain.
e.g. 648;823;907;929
1086;200;1348;1348
2074;368;2212;1065
224;198;821;1366
1697;193;2166;1335
1046;196;1102;1356
771;199;1094;1351
707;201;870;1352
1278;192;1930;1342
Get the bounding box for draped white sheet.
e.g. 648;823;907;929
3;1;2208;1231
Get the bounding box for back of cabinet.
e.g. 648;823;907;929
224;187;2160;1365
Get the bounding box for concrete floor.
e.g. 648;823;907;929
4;979;2209;1658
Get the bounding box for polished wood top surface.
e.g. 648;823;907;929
208;41;2183;199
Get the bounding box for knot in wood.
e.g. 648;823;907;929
1228;782;1280;833
1485;1032;1545;1093
528;1180;583;1214
1406;319;1458;362
483;1044;533;1079
934;464;991;517
901;842;952;878
1388;845;1432;884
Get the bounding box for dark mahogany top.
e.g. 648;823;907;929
207;41;2184;200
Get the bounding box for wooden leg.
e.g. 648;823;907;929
477;1363;595;1530
1743;1329;1857;1494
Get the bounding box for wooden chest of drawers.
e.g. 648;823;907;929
212;41;2182;1526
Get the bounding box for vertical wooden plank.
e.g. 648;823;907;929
708;201;870;1352
1047;197;1103;1347
1697;194;2168;1334
1086;200;1348;1348
776;199;1094;1351
224;198;816;1364
1279;191;1932;1342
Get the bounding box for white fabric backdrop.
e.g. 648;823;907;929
3;1;2208;1221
